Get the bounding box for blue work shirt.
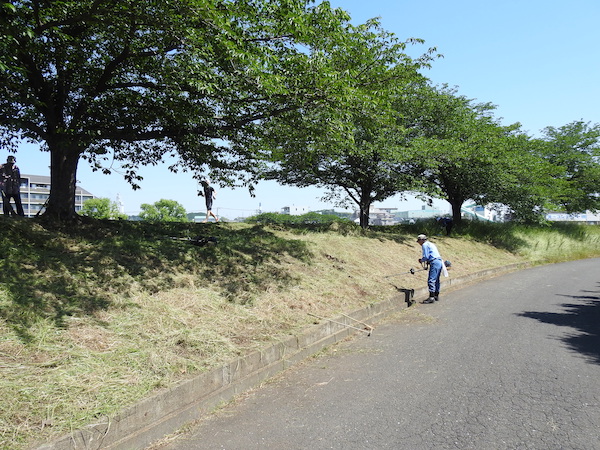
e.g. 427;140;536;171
421;241;442;262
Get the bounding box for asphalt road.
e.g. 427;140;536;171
159;258;600;450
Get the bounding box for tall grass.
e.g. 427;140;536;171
453;220;600;262
376;219;600;260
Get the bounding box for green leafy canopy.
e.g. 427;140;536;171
0;0;375;219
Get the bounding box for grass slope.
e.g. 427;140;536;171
0;217;599;449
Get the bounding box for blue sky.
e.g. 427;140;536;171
11;0;600;218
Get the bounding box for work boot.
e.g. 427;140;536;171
423;292;436;304
434;291;440;301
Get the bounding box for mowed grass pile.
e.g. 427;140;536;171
1;217;599;449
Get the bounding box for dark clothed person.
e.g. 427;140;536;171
199;178;218;222
1;156;24;216
437;216;453;235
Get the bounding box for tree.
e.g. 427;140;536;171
262;96;427;228
540;120;600;214
405;86;544;224
481;135;563;223
283;121;423;229
258;21;436;227
139;199;188;223
79;197;127;220
0;0;368;221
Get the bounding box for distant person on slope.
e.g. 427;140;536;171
199;178;218;223
436;216;453;236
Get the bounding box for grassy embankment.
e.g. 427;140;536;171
1;217;599;449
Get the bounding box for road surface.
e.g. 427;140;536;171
158;258;600;450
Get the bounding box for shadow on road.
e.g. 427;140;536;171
518;283;600;365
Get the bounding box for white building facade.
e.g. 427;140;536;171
282;206;310;215
546;211;600;225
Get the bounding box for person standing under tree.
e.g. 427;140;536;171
416;234;447;304
436;216;453;235
199;178;218;223
1;155;25;216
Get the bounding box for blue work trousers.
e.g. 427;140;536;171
427;258;443;293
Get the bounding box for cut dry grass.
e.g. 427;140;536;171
0;217;598;449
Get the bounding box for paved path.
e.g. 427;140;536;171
159;258;600;450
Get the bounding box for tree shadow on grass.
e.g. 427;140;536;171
0;218;313;340
517;283;600;365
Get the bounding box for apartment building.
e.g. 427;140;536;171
0;174;94;217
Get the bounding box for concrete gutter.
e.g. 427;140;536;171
37;262;528;450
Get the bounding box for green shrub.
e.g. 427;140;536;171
245;212;353;226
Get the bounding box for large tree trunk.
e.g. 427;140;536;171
450;200;462;225
359;206;370;228
444;183;464;226
44;143;82;221
358;194;371;229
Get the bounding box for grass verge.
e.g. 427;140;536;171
0;217;599;449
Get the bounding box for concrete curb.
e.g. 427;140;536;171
37;262;528;450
